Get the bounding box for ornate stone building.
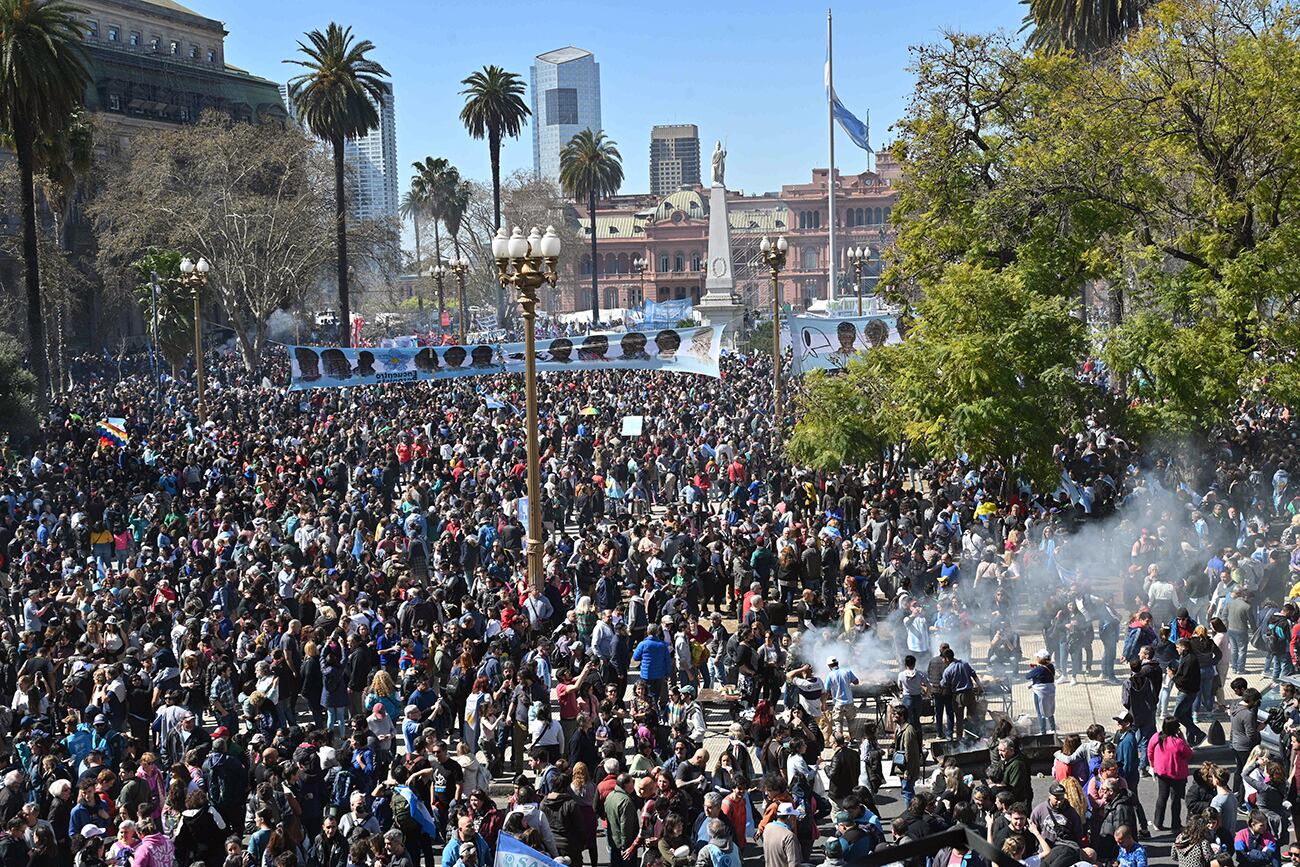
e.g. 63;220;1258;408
560;152;902;314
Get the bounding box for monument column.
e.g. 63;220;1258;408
696;141;746;346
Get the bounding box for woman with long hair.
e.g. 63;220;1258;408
464;676;489;753
365;669;401;720
1149;719;1193;831
571;761;599;867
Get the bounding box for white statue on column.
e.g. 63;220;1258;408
711;141;726;186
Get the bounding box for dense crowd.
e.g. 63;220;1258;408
0;345;1294;867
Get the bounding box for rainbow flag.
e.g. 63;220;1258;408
97;417;128;448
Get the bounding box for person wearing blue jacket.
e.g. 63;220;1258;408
633;632;671;705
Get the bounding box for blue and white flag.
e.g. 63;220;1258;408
497;833;564;867
831;91;872;152
825;53;873;153
392;785;439;840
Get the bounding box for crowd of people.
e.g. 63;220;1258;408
0;343;1292;867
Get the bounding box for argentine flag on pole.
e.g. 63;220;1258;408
824;54;873;153
496;833;565;867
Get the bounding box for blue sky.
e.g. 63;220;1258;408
215;0;1027;197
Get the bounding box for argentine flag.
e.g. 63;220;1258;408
496;833;565;867
825;55;873;153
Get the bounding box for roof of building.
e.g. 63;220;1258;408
537;46;593;64
658;190;704;215
576;215;646;239
729;208;789;232
138;0;203;16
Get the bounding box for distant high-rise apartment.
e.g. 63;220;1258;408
531;47;601;182
649;124;701;197
281;79;399;223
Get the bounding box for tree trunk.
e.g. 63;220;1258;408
14;118;49;406
333;136;352;346
453;235;466;340
413;212;423;311
490;126;505;328
590;188;599;325
433;221;443;320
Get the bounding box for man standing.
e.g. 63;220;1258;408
1172;639;1205;746
938;647;982;739
632;629;671;707
761;802;803;867
890;705;922;807
896;655;928;731
824;657;860;738
604;774;640;867
1112;713;1150;837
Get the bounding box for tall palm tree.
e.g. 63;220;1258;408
459;65;529;326
443;177;472;334
1021;0;1153;57
0;0;89;403
412;157;464;321
560;129;624;325
287;23;389;346
399;188;425;309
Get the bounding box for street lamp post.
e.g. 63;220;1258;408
848;246;867;316
492;226;561;592
632;255;647;308
431;263;448;336
759;236;788;454
448;257;470;343
179;255;210;425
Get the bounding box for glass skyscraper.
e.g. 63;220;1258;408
530;47;601;183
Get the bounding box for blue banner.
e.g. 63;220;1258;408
497;833;564;867
633;298;694;330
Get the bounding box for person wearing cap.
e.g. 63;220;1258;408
1030;782;1083;846
834;807;884;862
761;801;803;867
1112;712;1148;835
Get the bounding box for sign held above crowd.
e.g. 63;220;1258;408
288;325;725;390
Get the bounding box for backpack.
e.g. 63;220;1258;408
1121;626;1142;662
326;765;356;812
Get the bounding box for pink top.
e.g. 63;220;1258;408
1147;733;1192;779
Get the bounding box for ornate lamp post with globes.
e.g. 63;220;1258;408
848;246;867;315
431;263;448;335
759;236;788;453
493;225;561;591
179;255;210;425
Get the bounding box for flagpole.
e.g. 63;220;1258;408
827;8;837;304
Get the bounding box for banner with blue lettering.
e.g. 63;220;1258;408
632;298;694;330
289;326;724;390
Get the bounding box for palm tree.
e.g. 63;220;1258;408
443;177;473;335
560;129;624;325
1021;0;1153;57
412;157;464;321
0;0;89;402
459;65;529;326
287;23;389;346
399;188;426;309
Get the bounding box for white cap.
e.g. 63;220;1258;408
826;657;839;668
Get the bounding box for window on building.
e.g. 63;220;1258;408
580;256;592;275
674;254;684;272
129;31;140;46
815;211;822;229
107;25;119;42
629;285;643;306
150;36;160;51
86;19;98;39
846;209;855;228
170;40;179;55
874;207;883;224
884;206;892;223
691;253;701;272
544;88;579;125
604;287;619;308
659;255;670;273
801;247;818;271
179;107;190;121
107;94;121;111
207;49;216;63
189;44;199;59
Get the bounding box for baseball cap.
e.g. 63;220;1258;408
827;657;839;668
1113;712;1134;725
92;714;108;725
1048;783;1066;797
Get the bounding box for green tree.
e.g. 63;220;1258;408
560;129;624;324
412;156;468;319
0;333;37;440
1021;0;1154;57
459;65;529;327
129;249;193;373
0;0;89;402
795;264;1086;486
286;23;389;346
399;187;426;308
